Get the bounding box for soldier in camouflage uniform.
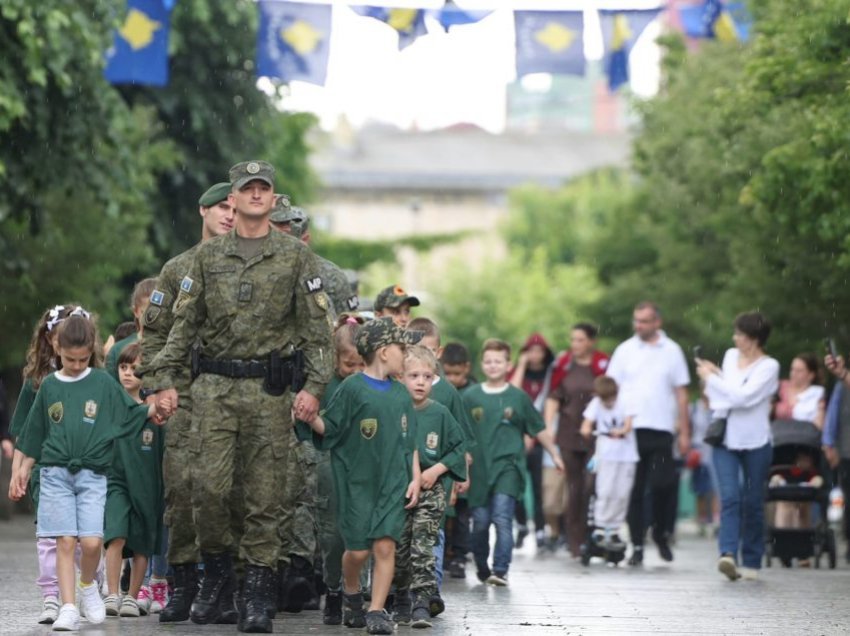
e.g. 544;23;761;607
269;199;358;611
147;161;333;634
138;182;236;623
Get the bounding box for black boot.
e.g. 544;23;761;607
282;555;314;613
276;562;288;612
159;563;198;623
191;552;235;624
323;590;343;625
217;566;239;624
238;565;276;633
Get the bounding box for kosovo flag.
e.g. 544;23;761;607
430;1;492;32
104;0;171;86
599;9;661;91
256;1;331;85
353;7;428;50
679;0;751;42
515;11;585;77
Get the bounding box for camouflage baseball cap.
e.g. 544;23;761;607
374;285;421;311
229;160;274;190
288;207;309;239
356;317;424;356
198;182;232;207
269;195;301;224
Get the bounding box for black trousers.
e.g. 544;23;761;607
449;497;471;559
514;444;545;531
627;429;677;547
839;459;850;548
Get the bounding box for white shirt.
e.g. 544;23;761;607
606;331;690;433
704;348;780;450
583;397;638;462
791;385;825;423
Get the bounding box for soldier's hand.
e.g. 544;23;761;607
155;389;178;420
293;390;319;423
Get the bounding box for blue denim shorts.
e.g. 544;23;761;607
37;466;107;539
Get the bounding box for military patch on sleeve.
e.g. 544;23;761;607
150;290;164;306
144;306;161;326
180;276;194;293
346;295;359;311
314;292;329;311
304;276;323;293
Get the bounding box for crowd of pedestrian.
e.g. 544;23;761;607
3;158;850;634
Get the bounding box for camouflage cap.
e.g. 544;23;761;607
269;194;301;224
374;285;421;311
289;207;309;239
229;160;274;190
198;182;232;207
356;317;424;356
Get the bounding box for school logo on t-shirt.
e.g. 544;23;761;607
141;428;154;450
360;418;378;440
471;407;484;423
401;414;408;435
503;407;513;420
48;402;63;424
83;400;98;423
426;431;439;451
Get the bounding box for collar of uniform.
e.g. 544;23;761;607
222;229;241;256
221;228;277;259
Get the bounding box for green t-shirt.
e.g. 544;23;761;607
106;333;139;382
17;368;150;476
414;399;467;493
315;372;417;550
430;376;476;452
463;383;544;508
10;378;37;438
320;373;344;410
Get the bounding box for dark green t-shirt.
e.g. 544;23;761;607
17;368;150;476
316;372;417;550
430;377;476;452
414;399;467;492
463;383;544;508
106;333;139;382
10;378;37;438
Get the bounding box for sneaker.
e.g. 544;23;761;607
411;605;432;629
656;537;674;562
475;566;491;583
448;559;466;579
365;609;394;635
119;596;141;617
535;529;546;549
740;567;759;581
52;604;80;632
39;596;60;624
515;525;529;548
103;594;120;617
392;591;412;625
718;554;740;581
136;586;152;615
486;573;508;587
78;580;105;624
606;534;626;552
628;547;644;566
149;578;169;613
428;593;445;617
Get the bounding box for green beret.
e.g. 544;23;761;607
198;182;232;207
229;160;274;190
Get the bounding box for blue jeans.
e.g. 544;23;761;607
471;493;516;576
712;442;772;569
433;529;445;590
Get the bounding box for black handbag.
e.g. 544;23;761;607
703;418;727;447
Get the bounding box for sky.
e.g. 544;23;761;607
271;1;667;133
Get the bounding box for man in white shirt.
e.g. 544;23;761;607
606;301;691;565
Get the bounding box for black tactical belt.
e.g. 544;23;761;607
198;357;267;378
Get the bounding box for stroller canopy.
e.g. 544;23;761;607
771;419;822;449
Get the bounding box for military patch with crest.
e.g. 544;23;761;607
150;290;164;306
48;402;64;424
360;418;378;440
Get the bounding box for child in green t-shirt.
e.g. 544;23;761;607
392;345;467;629
300;317;423;636
103;342;165;618
463;338;564;586
11;313;162;632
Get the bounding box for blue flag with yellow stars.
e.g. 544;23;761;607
353;6;428;50
104;0;171;86
680;0;751;42
256;1;331;85
514;11;585;77
430;1;492;32
599;9;660;91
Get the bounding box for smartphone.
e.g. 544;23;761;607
692;345;703;360
825;338;838;359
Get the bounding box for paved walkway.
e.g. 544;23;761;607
1;514;848;635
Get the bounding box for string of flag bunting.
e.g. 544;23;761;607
104;0;751;91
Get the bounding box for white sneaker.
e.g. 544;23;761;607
52;604;80;631
740;567;759;580
149;577;169;613
717;555;740;581
136;585;152;615
39;596;60;624
119;596;141;617
103;594;121;617
78;580;105;624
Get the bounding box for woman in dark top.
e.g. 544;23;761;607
544;323;609;558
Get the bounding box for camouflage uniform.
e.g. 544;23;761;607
393;482;447;598
146;163;333;569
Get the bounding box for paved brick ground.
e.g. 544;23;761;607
1;514;848;635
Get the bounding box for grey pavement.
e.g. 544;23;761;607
1;514;849;635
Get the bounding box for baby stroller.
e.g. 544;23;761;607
764;419;837;569
580;469;627;567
